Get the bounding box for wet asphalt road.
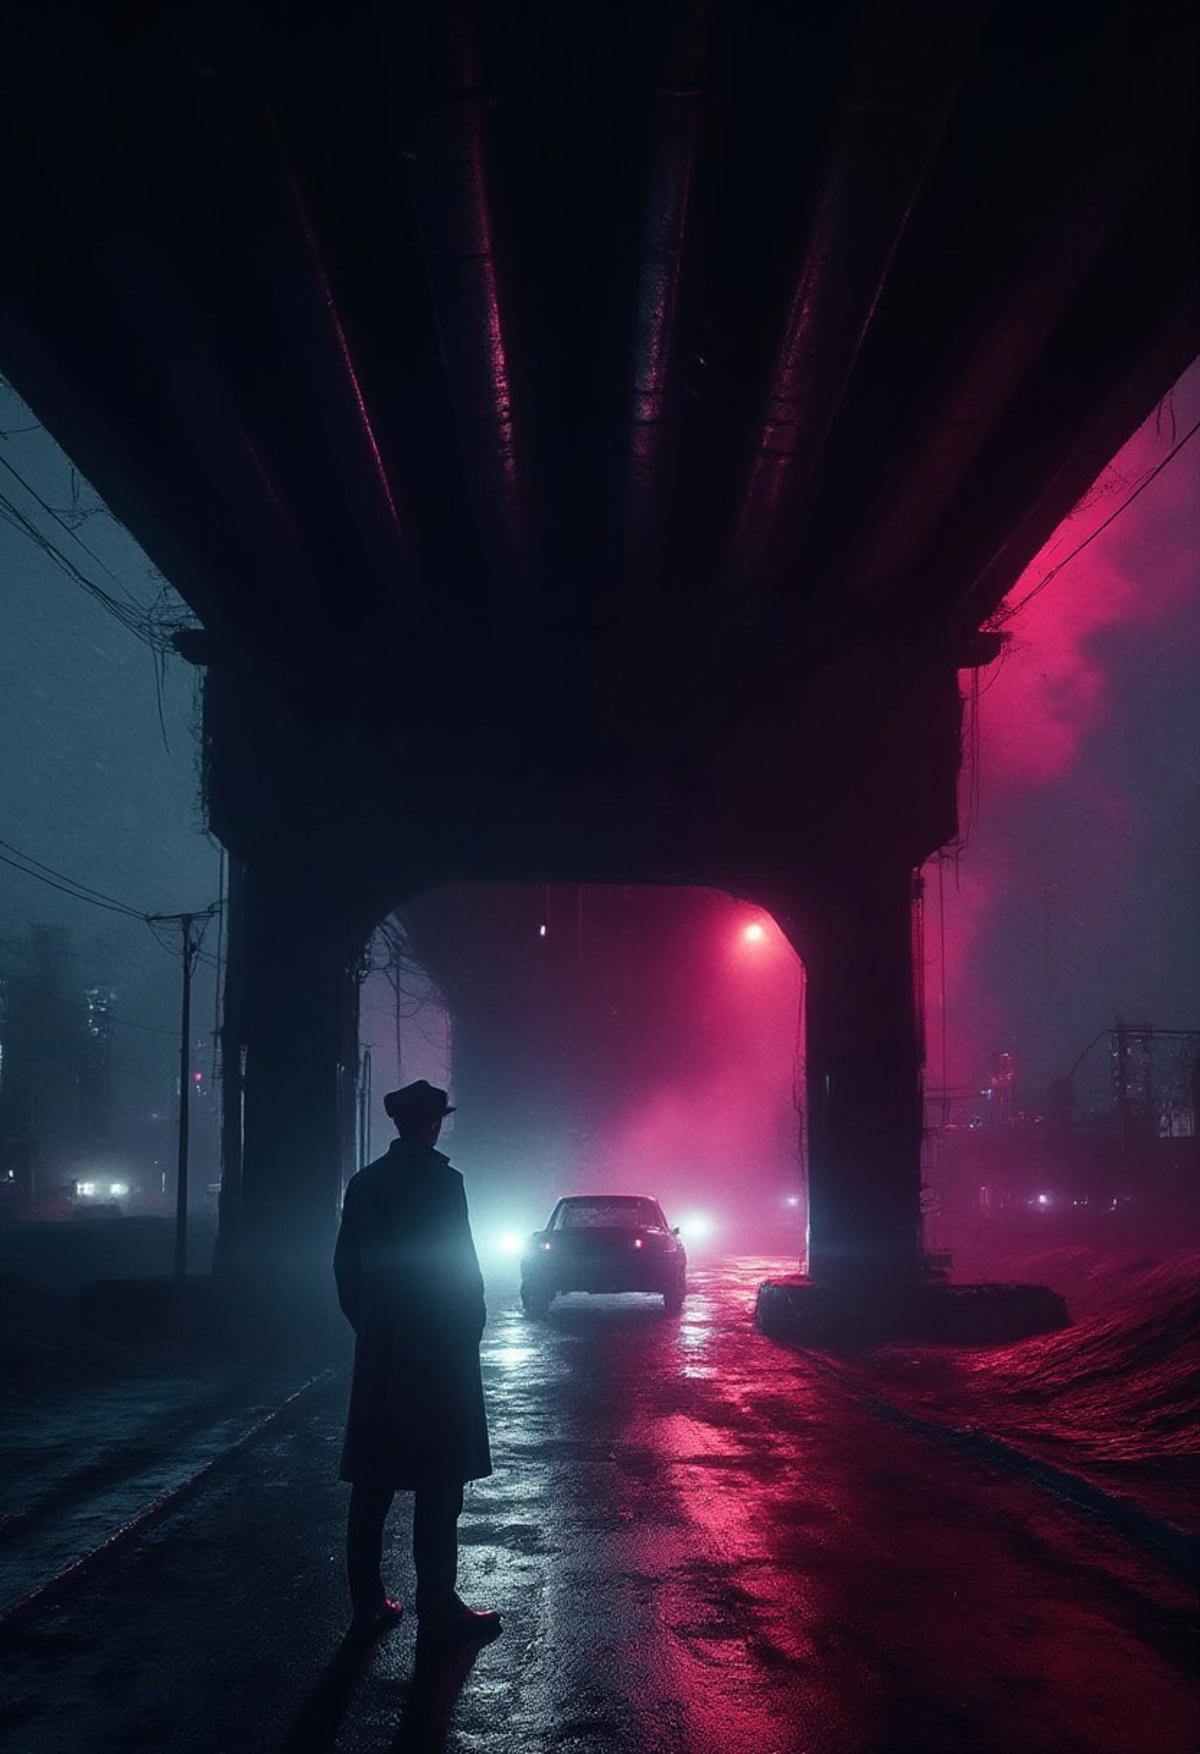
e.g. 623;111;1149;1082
1;1259;1195;1754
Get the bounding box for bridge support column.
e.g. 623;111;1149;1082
802;864;924;1288
758;862;1069;1340
224;864;361;1276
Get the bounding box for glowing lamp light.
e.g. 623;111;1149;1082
77;1181;96;1198
784;1195;800;1208
497;1230;524;1257
680;1213;713;1242
109;1182;129;1199
193;1071;203;1084
742;921;768;944
633;1237;644;1249
1036;1193;1051;1207
537;924;548;938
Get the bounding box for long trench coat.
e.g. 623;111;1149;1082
334;1140;492;1489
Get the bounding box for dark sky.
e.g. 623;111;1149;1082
1;362;1197;1161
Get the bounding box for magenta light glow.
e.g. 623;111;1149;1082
923;362;1200;1101
461;96;524;555
285;168;405;540
565;888;804;1224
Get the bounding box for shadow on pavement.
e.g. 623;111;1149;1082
278;1628;496;1754
279;1632;380;1754
387;1639;492;1753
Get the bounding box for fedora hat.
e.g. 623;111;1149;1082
383;1080;455;1124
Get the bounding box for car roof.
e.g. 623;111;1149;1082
558;1193;662;1203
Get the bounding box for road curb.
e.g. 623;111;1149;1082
0;1370;333;1631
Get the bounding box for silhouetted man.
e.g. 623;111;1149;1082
334;1079;499;1647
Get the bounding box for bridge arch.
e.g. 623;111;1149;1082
217;854;928;1291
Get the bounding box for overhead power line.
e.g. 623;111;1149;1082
0;485;164;649
0;451;129;594
0;848;149;920
0;429;199;654
996;415;1200;625
0;835;151;919
0;835;223;1005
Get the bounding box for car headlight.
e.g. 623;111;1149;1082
679;1213;713;1241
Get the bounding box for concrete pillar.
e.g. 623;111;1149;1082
800;865;925;1286
229;864;362;1274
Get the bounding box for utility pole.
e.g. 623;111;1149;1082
1113;1015;1130;1160
175;919;194;1276
148;909;214;1284
215;857;245;1277
175;915;195;1282
358;1044;372;1169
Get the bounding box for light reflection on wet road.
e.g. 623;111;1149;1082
1;1259;1195;1754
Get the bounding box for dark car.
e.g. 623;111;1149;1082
520;1194;687;1317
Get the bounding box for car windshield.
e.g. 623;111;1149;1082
555;1198;665;1230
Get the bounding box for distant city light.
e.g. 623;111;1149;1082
537;923;547;938
193;1071;203;1084
1035;1193;1051;1207
633;1237;644;1249
497;1230;524;1256
77;1181;96;1198
109;1182;128;1198
742;922;768;944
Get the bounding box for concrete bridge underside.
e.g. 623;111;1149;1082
0;3;1194;1292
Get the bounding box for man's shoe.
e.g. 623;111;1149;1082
348;1597;404;1641
417;1593;502;1649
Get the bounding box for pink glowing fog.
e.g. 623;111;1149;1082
925;361;1200;1113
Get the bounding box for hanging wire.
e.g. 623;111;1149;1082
152;644;172;755
0;486;166;648
0;834;222;961
0;451;129;592
994;416;1200;626
0;846;148;920
0;435;198;654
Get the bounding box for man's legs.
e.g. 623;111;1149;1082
412;1480;464;1619
346;1481;395;1616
